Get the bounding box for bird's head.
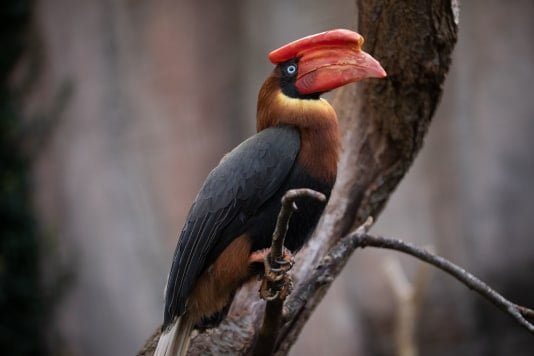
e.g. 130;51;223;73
257;29;386;131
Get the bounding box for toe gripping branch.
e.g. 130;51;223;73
258;189;326;302
254;189;326;356
260;247;294;301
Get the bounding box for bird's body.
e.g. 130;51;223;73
166;122;336;326
155;29;386;356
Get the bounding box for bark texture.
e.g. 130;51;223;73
139;0;459;354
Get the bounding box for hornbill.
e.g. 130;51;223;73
155;29;386;356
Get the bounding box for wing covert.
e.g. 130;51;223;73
163;126;300;326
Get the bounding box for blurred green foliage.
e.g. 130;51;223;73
0;1;49;354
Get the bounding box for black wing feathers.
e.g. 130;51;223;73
164;126;300;326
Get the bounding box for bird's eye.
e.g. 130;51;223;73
286;64;297;76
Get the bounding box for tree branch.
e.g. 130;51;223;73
273;218;374;355
253;189;326;356
516;305;534;320
348;231;534;334
270;189;327;266
299;218;534;335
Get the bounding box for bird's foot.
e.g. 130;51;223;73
248;249;269;266
260;273;293;301
264;247;294;282
248;247;294;279
250;247;294;301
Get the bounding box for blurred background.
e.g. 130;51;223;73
2;0;534;355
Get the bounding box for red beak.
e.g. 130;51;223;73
269;29;386;95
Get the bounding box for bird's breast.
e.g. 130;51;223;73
296;123;340;182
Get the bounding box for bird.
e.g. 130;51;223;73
155;29;386;356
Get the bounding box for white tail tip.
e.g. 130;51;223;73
154;317;194;356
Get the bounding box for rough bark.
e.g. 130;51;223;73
273;1;459;352
139;0;458;354
253;189;326;356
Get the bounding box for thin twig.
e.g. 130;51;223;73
271;189;326;262
350;232;534;333
515;304;534;320
283;218;534;339
253;189;326;356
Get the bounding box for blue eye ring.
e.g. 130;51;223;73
286;64;297;75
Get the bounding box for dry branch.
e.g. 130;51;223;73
292;217;534;336
269;189;327;271
517;305;534;320
253;189;326;356
343;229;534;334
278;218;534;354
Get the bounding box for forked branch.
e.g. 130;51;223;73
355;231;534;333
310;217;534;335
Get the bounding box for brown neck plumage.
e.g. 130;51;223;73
256;75;341;182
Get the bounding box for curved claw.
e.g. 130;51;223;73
260;279;281;301
263;247;294;282
259;274;293;301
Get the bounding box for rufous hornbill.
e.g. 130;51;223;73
155;29;386;356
